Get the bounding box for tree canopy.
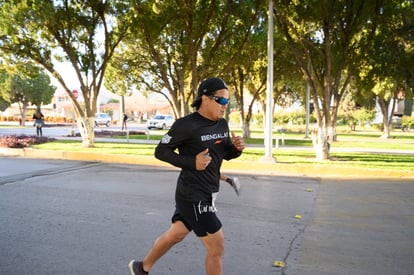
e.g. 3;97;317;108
0;0;411;158
0;62;55;125
0;0;134;146
109;0;266;118
273;0;408;159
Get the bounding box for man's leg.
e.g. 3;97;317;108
142;220;190;272
200;229;224;275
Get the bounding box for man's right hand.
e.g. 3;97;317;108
195;148;211;170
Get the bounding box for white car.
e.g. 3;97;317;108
146;114;174;130
94;113;111;127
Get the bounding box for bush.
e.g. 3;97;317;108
252;113;263;127
0;135;55;148
273;110;307;125
338;108;376;131
228;111;241;126
401;116;414;130
0;115;16;122
353;108;376;126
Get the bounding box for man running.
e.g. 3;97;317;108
129;77;245;275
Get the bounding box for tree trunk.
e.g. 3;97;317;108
311;125;330;160
327;125;336;142
381;115;391;139
18;103;28;127
21;106;28;127
377;97;392;139
242;119;251;139
77;116;95;147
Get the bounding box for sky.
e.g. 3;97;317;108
50;61;117;105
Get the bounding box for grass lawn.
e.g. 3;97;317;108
32;127;414;172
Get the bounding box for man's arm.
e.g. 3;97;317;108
223;131;245;160
154;120;197;169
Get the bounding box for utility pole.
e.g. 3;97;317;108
305;76;310;138
305;75;310;138
262;0;276;162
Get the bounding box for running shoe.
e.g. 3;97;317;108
226;177;241;196
128;260;148;275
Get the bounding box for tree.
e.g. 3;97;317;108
273;0;384;160
0;97;8;112
0;0;133;147
358;0;414;138
109;0;264;120
0;68;11;111
220;11;268;138
0;63;55;126
104;62;133;125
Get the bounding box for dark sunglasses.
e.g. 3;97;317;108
208;95;229;105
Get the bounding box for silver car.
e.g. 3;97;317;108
146;114;174;130
94;113;111;127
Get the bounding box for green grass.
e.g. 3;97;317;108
6;122;413;172
33;131;414;171
120;128;414;150
235;147;414;171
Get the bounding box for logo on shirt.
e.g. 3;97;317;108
200;132;228;142
161;134;172;144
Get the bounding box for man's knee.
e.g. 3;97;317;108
202;230;225;257
211;237;224;257
169;231;187;244
167;222;189;244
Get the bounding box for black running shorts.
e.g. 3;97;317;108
172;198;222;237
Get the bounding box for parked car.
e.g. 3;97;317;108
94;113;111;127
146;114;174;130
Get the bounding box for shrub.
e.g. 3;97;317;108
273;110;307;125
228;111;241;126
401;115;414;130
0;135;55;148
252;113;263;127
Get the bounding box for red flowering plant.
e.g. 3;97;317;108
0;135;55;148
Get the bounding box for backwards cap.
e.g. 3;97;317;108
191;78;228;108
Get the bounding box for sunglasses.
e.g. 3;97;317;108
208;95;229;105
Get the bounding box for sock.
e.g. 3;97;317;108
139;262;149;274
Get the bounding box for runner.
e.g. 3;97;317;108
128;77;245;275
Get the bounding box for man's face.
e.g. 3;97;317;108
202;88;229;121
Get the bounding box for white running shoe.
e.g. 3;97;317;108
226;177;241;196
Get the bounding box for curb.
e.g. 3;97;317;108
1;147;414;179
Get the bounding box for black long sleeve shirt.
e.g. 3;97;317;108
155;112;242;202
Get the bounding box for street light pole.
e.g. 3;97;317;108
262;0;276;162
305;75;310;138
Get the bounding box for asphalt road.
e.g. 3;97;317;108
1;157;413;275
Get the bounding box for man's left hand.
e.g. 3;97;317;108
231;131;245;152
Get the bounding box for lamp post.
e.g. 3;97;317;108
262;0;276;162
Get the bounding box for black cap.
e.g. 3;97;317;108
191;78;228;108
